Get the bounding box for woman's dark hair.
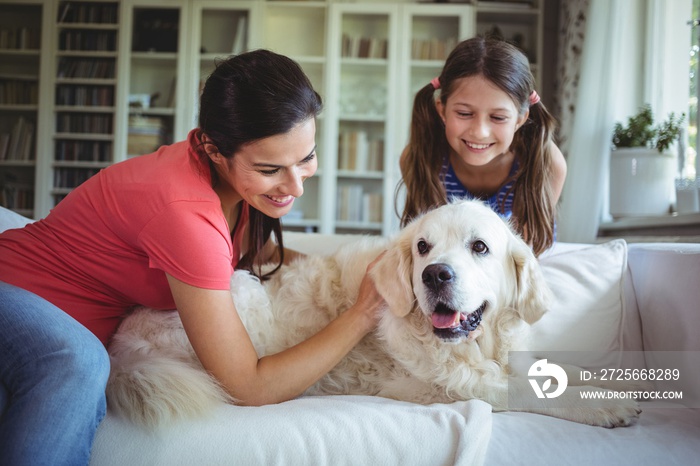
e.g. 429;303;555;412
397;36;558;256
197;49;322;279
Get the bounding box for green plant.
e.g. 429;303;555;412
612;104;685;153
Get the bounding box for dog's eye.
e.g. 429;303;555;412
471;240;489;255
417;239;430;255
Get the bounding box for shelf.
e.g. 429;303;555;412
600;212;700;230
56;50;118;58
337;170;384;179
56;23;119;31
0;49;41;56
0;160;35;167
131;52;178;61
0;105;38;112
54;132;114;141
53;160;111;168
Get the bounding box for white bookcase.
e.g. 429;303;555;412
1;0;545;233
476;0;543;86
186;1;260;137
50;0;121;213
118;0;190;162
257;0;329;233
0;0;51;219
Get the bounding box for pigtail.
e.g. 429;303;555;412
397;83;450;227
509;101;558;255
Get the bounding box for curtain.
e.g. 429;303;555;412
556;0;645;243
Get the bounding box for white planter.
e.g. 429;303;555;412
609;147;675;218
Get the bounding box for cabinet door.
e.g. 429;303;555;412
118;0;188;161
258;1;328;233
186;0;258;138
326;2;400;236
398;4;475;164
51;0;119;209
0;0;48;218
475;0;542;86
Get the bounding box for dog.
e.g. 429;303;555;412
107;200;641;429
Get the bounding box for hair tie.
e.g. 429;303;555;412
529;90;540;105
430;77;441;90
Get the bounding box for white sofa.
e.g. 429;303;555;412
1;207;699;466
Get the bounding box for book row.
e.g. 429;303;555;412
57;57;116;79
336;185;383;224
337;130;384;172
56;85;115;107
54;140;112;163
411;37;458;61
0;117;34;162
341;34;388;60
0;27;40;50
58;2;119;25
0;79;38;105
53;167;100;189
56;113;113;134
58;30;117;52
0;183;34;211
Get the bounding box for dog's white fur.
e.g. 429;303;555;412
107;200;641;429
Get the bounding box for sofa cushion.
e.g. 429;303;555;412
528;239;627;367
0;206;33;233
91;396;493;466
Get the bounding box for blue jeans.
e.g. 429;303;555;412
0;281;110;466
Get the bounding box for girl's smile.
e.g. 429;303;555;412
438;74;527;167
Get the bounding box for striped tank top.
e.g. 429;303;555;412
442;157;518;219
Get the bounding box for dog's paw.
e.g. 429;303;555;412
589;398;642;428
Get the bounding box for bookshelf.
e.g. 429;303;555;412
189;0;257;117
475;0;543;87
0;0;49;218
258;0;328;232
2;0;546;231
329;4;398;235
186;1;259;153
119;0;189;161
50;0;120;212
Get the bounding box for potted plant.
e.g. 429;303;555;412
609;104;685;218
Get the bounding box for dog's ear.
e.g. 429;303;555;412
369;233;414;317
509;234;551;324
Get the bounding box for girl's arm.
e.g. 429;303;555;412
166;256;384;406
548;141;568;206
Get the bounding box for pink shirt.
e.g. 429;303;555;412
0;130;247;344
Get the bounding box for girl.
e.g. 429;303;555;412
398;37;567;256
0;50;384;465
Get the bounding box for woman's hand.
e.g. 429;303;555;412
348;252;386;330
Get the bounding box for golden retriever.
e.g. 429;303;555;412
107;200;641;428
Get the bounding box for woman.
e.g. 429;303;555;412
0;49;384;465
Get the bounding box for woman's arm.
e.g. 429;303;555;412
166;257;384;406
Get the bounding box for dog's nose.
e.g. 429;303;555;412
422;263;455;292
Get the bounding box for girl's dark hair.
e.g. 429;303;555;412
397;36;558;256
197;49;322;278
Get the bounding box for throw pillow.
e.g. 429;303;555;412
528;239;628;368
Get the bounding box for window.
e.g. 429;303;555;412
687;0;700;180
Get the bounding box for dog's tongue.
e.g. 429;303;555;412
432;312;459;329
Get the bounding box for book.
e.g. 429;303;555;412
231;16;247;55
